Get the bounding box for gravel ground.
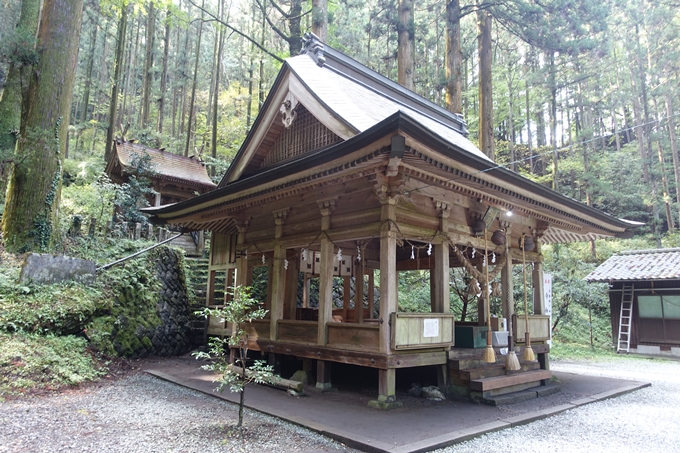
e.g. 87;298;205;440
1;356;678;453
437;356;680;453
0;374;357;453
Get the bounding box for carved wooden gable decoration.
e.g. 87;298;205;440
261;103;342;168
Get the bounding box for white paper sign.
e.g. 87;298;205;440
423;318;439;338
544;273;553;346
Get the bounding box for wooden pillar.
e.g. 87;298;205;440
316;360;332;390
270;209;289;340
154;192;161;207
532;237;545;315
303;273;310;309
235;222;249;287
343;276;350;321
355;256;365;323
379;200;398;353
317;199;336;346
501;223;513;322
476;261;486;326
378;368;396;402
285;252;299;320
367;269;375;319
432;201;450;313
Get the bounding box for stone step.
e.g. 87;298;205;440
478;383;561;406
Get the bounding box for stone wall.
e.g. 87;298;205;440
90;246;204;358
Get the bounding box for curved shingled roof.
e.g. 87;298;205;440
585;248;680;282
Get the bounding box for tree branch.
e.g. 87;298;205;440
186;0;283;62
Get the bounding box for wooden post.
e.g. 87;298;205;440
477;260;486;326
501;223;514;322
197;230;204;255
285;250;300;320
318;199;336;346
532;237;545;315
368;269;375;319
234;222;249;287
433;201;450;313
343;276;350;321
303;273;310;309
379;199;397;353
316;360;332;390
154;192;161;207
355;257;365;323
269;209;288;341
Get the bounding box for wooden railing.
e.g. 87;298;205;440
277;320;317;344
390;313;456;350
327;323;380;352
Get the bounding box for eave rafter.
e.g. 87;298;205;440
402;147;620;236
159;147;390;226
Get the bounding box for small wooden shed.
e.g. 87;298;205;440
586;248;680;357
144;35;635;405
105;139;216;207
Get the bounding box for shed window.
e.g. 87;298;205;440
662;296;680;319
638;296;663;318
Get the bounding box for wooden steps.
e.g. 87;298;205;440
470;369;552;392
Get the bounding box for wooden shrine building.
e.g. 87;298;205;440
586;248;680;357
145;34;635;406
106;139;216;207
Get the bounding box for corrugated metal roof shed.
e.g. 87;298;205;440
585;248;680;282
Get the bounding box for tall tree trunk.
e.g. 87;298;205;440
81;20;98;123
312;0;328;42
104;6;128;163
666;93;680;227
184;0;205;157
476;4;493;160
211;0;226;174
397;0;414;91
158;9;171;134
548;51;558;189
140;2;156;129
288;0;303;57
2;0;85;252
0;0;41;154
507;69;515;171
445;0;462;114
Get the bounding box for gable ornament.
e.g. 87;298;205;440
280;92;299;128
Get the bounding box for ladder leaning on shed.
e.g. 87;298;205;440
617;283;634;353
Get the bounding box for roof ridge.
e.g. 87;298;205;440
618;248;680;255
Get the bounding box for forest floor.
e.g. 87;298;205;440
1;354;678;452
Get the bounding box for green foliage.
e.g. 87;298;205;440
194;286;276;428
0;280;105;335
88;252;163;357
0;332;105;398
0;27;39;66
113;151;156;226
